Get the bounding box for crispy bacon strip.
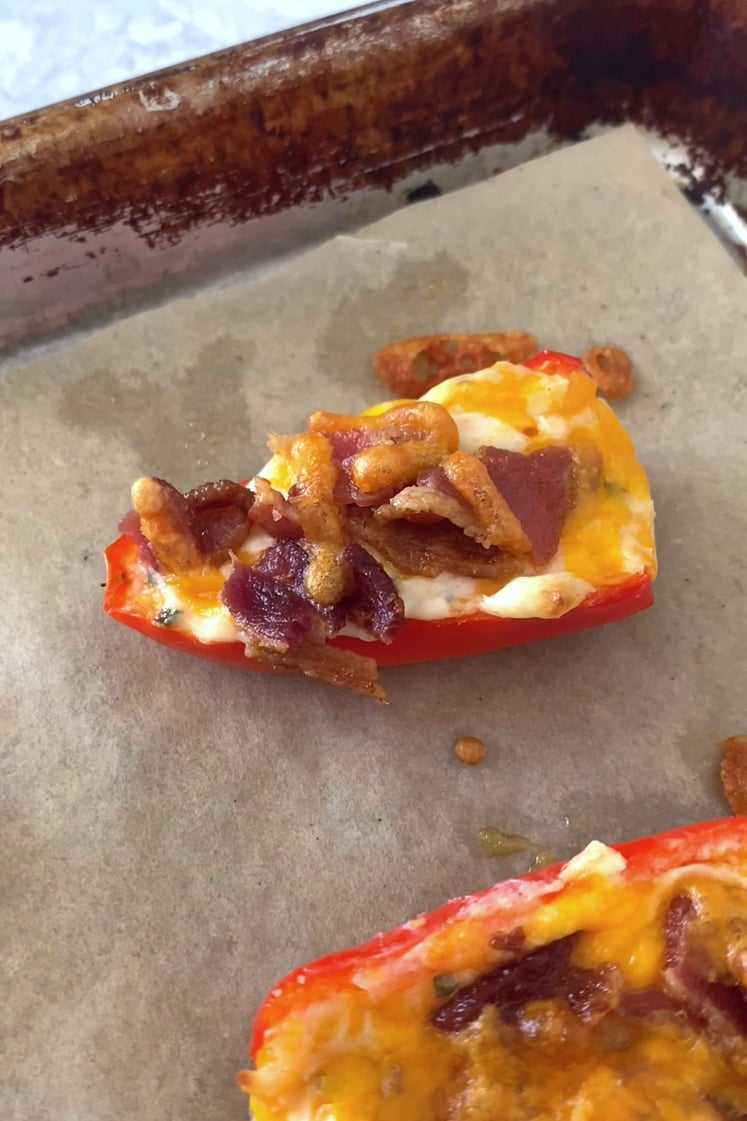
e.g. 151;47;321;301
376;478;473;531
721;736;747;816
476;446;577;566
130;476;254;572
375;332;540;397
249;639;385;702
431;934;624;1034
376;452;532;555
346;507;525;581
441;451;532;553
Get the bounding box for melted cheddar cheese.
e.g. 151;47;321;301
244;846;747;1121
139;362;656;641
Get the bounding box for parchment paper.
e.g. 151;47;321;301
2;126;746;1121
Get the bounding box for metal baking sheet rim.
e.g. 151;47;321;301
2;121;745;378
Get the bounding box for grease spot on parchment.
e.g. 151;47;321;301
57;336;256;486
316;250;471;390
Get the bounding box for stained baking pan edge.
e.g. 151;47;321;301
1;0;745;368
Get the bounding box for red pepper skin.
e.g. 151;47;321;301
522;350;583;374
104;533;653;670
249;818;747;1056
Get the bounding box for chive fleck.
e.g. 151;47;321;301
154;607;182;627
433;973;458;998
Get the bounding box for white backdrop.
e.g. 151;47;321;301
0;0;354;120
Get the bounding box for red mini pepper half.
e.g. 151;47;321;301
104;349;655;678
104;534;652;670
522;350;585;375
243;818;747;1120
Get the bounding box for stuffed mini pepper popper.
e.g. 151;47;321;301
241;819;747;1120
104;352;656;699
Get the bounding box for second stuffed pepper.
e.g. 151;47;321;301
242;818;747;1120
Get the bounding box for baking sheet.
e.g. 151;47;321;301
2;125;746;1121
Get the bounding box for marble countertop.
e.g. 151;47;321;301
0;0;349;121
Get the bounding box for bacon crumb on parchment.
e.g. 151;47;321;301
721;736;747;816
375;332;539;397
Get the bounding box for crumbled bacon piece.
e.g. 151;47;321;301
346;507;525;581
221;540;395;698
253;539;345;634
130;477;200;571
119;508;157;568
489;928;527;957
221;541;346;647
721;736;747;816
252;640;385;701
476;446;577;566
374;445;575;568
441;451;531;553
376;452;532;554
582;346;635;402
130;476;254;572
375;471;466;527
432;934;623;1034
375;332;540;397
618;989;683;1018
375;476;464;530
565;963;625;1025
184;481;255;562
184;479;254;513
343;544;404;643
253;539;308;582
221;557;324;651
248;477;303;540
663;894;747;1051
194;505;251;557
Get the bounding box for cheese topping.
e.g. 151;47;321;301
557;840;629;882
140;362;656;642
481;572;596;619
